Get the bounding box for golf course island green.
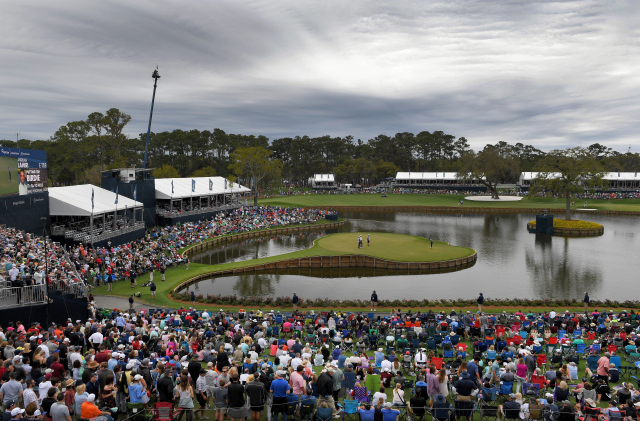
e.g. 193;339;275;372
314;232;474;262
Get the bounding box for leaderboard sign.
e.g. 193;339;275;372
0;147;48;197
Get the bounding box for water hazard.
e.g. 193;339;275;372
185;212;640;301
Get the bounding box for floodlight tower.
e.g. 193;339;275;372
142;67;161;169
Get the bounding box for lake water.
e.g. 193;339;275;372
186;212;640;301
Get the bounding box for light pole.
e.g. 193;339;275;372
41;217;50;327
143;68;161;169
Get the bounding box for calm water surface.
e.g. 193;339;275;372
185;212;640;301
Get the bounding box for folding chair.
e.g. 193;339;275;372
300;401;315;421
479;402;500;421
153;402;174;421
342;399;359;421
128;402;152;421
498;381;514;401
455;399;474;421
522;383;541;397
353;385;371;402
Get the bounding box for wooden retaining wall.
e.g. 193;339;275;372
526;223;604;237
173;252;477;292
309;205;640;216
182;220;346;258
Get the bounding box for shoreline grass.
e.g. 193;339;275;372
258;193;640;212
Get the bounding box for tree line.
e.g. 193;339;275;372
2;108;640;186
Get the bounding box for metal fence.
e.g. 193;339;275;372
0;284;47;309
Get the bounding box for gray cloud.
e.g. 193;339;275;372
1;0;639;151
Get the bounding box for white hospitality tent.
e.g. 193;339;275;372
519;171;640;189
395;172;486;185
154;177;251;212
49;184;144;242
310;174;337;188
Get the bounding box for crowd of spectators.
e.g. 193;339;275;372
0;305;639;421
0;227;84;300
61;206;330;287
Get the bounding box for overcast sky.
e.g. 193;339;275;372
1;0;639;151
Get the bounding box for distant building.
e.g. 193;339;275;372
518;171;640;191
309;174;337;189
393;172;486;192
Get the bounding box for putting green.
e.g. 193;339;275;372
314;232;474;262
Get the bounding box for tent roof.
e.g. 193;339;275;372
395;172;484;181
154;177;250;200
49;184;142;217
312;174;335;182
519;172;639;181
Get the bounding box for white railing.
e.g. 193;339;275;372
156;203;243;217
53;222;145;243
0;285;47;309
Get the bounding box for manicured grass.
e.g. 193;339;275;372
259;193;640;212
315;233;474;262
94;233;473;308
529;219;603;229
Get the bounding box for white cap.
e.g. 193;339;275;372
11;409;25;416
134;374;143;380
87;394;96;402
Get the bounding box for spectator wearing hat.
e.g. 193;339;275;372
2;399;18;421
316;366;339;417
604;400;621;420
129;374;150;409
430;394;451;421
270;370;291;421
380;402;400;421
194;369;208;420
453;371;477;402
380;368;393;388
81;394;113;421
9;408;24;420
86;371;100;397
499;393;521;420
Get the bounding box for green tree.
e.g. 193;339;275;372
153;164;180;179
229;146;282;207
531;147;607;220
457;147;520;199
104;108;132;162
86;112;108;170
191;166;217;177
51;120;91;184
375;161;399;180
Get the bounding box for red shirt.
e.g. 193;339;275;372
51;361;65;378
95;351;110;364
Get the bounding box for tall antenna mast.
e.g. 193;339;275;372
143;66;161;169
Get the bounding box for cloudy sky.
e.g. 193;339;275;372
1;0;639;151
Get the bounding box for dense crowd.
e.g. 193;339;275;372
62;206;330;287
1;304;639;421
528;191;640;200
0;227;84;298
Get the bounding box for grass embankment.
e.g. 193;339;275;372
94;233;473;309
177;218;342;254
528;219;603;229
258;193;640;212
